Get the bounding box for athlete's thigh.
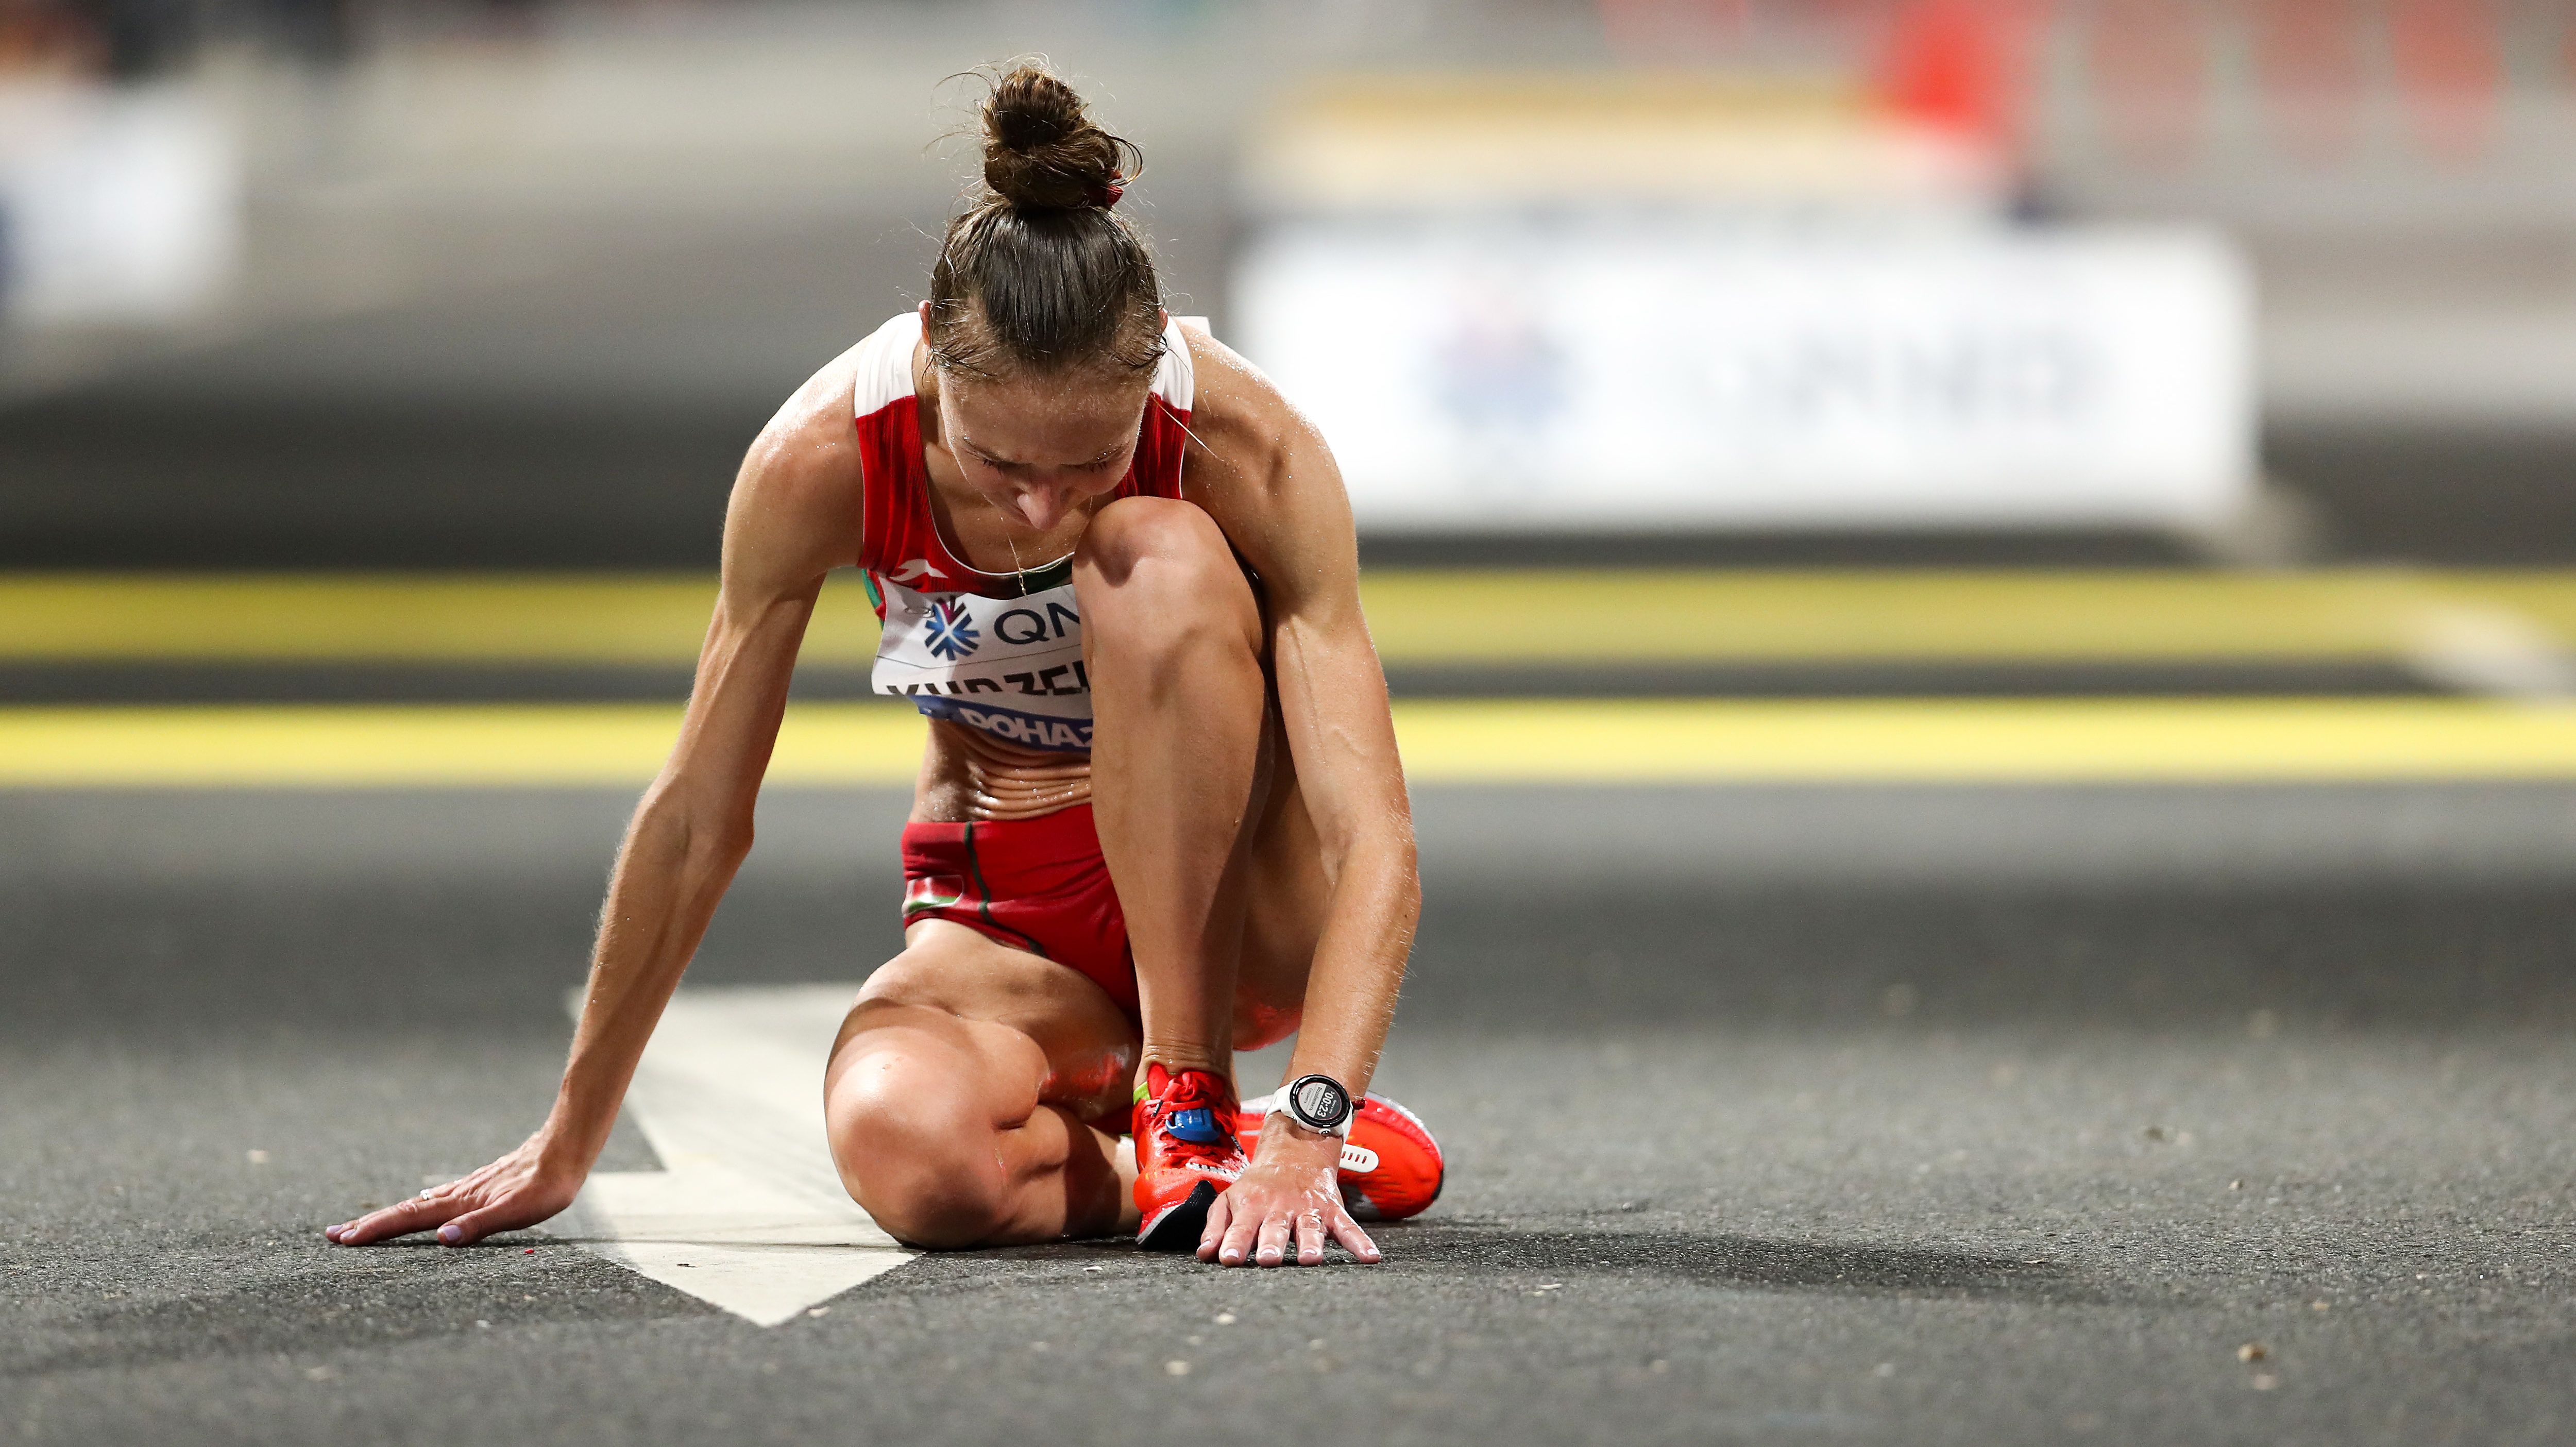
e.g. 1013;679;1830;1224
1235;709;1332;1049
831;920;1141;1130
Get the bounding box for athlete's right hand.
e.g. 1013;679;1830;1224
325;1132;583;1248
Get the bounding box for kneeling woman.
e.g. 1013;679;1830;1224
326;65;1437;1268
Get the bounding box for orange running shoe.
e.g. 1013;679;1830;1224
1133;1063;1247;1252
1239;1089;1446;1221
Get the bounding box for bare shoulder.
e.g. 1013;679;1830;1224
727;342;872;575
1176;324;1323;506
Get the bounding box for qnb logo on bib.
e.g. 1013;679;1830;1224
871;577;1095;753
923;599;980;660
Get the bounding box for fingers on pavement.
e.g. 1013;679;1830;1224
1219;1202;1265;1267
1196;1192;1233;1263
326;1194;460;1247
1255;1214;1293;1267
436;1200;533;1248
1296;1212;1327;1266
1333;1207;1382;1264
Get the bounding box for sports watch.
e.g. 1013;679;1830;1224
1272;1073;1355;1137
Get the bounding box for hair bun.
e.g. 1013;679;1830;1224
981;63;1134;211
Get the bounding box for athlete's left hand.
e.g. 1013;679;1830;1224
1198;1118;1382;1267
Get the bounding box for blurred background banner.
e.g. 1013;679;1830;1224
1239;221;2250;531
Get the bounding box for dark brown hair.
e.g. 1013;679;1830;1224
927;63;1164;380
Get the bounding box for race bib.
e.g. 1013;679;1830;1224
871;578;1094;753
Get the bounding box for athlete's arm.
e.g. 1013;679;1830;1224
327;360;866;1248
1179;328;1421;1265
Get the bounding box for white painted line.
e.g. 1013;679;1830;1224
2403;601;2576;701
546;984;917;1326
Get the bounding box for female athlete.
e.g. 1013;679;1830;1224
325;64;1440;1268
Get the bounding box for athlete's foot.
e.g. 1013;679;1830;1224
1133;1063;1247;1251
1239;1090;1445;1221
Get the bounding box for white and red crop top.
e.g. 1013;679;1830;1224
853;310;1199;753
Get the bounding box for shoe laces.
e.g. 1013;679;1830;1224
1146;1069;1242;1164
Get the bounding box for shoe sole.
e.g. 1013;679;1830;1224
1136;1178;1221;1254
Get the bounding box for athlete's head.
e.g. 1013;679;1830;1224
922;63;1166;532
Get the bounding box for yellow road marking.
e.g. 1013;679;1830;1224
1360;570;2447;662
11;570;2576;666
1392;698;2576;782
7;699;2576;787
0;575;878;666
0;704;921;787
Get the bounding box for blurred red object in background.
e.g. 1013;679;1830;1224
2251;0;2367;165
1596;0;1754;63
1875;0;2053;154
2389;0;2502;163
2088;0;2212;170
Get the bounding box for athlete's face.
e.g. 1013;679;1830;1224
933;360;1152;535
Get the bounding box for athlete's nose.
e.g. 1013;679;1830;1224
1012;484;1066;529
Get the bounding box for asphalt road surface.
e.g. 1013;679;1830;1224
6;784;2575;1445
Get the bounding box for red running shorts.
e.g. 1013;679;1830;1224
899;802;1138;1019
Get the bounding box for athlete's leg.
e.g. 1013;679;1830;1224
824;921;1141;1249
1075;497;1270;1076
1076;509;1439;1242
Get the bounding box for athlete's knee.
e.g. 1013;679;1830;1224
1078;496;1227;581
828;1070;1013;1249
825;1033;1013;1249
1076;499;1256;652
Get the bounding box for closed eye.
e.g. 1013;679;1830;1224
967;449;1120;473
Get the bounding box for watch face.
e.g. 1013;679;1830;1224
1289;1075;1350;1129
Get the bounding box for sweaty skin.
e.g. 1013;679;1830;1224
326;311;1419;1270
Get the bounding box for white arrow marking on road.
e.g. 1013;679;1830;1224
545;984;917;1326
